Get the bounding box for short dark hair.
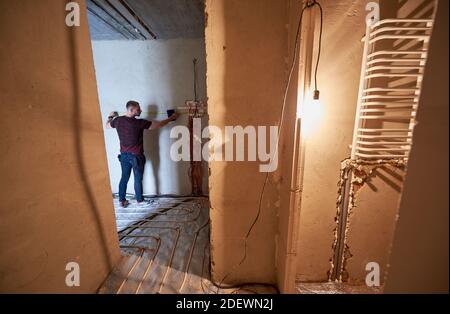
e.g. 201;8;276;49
126;100;140;110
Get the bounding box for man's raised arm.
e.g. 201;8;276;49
106;111;119;129
148;112;179;130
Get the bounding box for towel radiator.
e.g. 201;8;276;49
330;18;435;282
350;19;434;161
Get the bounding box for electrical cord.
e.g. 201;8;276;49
201;225;280;294
217;0;324;289
312;1;323;92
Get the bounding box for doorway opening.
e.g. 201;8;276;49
86;0;213;293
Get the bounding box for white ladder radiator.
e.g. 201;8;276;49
350;19;434;161
330;18;435;282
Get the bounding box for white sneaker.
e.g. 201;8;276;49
135;201;152;208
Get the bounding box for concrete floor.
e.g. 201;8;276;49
99;197;277;294
296;282;382;294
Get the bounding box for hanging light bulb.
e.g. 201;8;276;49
298;90;324;137
296;0;324;138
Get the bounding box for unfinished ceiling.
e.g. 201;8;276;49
87;0;205;41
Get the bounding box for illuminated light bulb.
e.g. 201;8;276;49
298;90;324;137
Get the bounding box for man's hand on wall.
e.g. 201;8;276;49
105;112;119;129
169;112;179;121
108;111;119;121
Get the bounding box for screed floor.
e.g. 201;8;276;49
99;197;277;294
100;197;377;294
296;282;382;294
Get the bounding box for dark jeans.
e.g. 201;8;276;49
118;153;146;203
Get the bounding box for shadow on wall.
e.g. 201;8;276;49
384;0;449;293
144;40;208;197
140;41;186;197
359;0;436;192
143;104;161;195
208;0;291;286
362;0;437;208
91;38;208;197
67;16;116;271
342;0;438;285
139;40;207;197
366;166;404;193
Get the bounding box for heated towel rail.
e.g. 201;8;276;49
350;19;434;161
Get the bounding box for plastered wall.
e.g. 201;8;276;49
0;0;120;293
295;0;370;282
205;0;294;284
385;0;448;293
91;39;208;196
345;166;406;284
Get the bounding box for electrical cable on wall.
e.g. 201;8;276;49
217;0;324;290
313;1;323;97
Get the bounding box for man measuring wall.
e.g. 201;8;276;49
106;100;178;208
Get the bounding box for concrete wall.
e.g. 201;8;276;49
345;166;405;284
91;39;208;196
0;0;120;292
385;0;448;293
205;0;294;284
295;0;370;282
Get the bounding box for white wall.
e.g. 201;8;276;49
91;39;208;196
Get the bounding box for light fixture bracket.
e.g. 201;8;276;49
313;90;320;100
